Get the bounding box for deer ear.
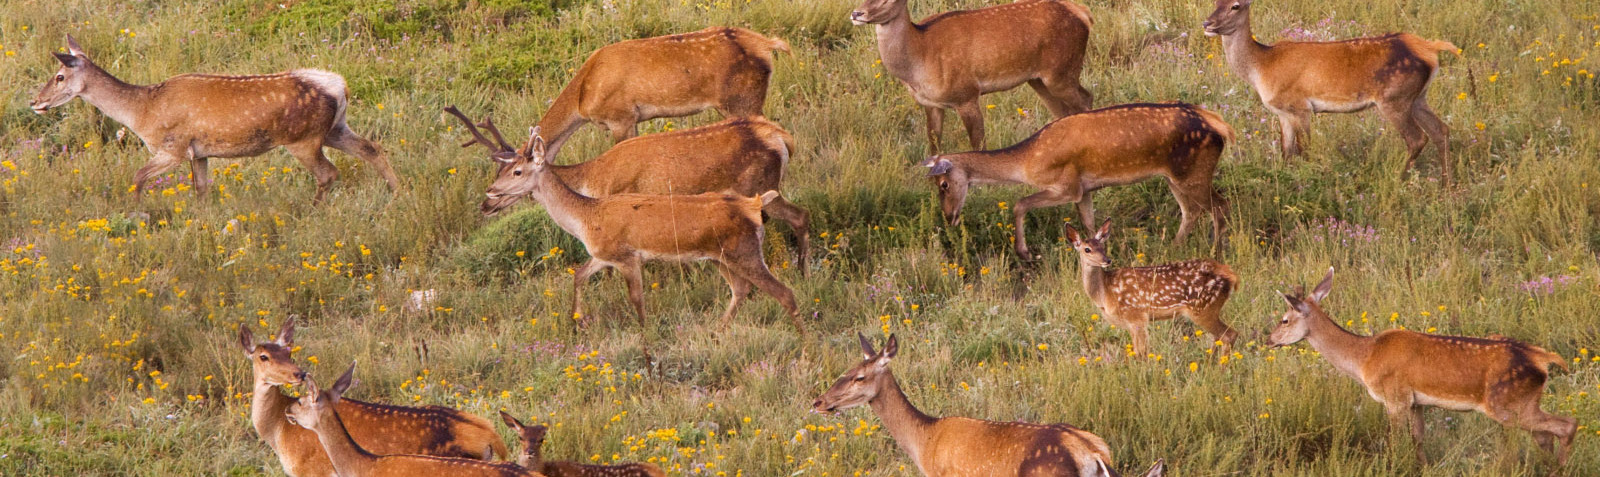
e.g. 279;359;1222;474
857;332;877;359
53;52;81;68
238;326;256;354
1280;292;1309;314
65;34;86;56
500;411;524;431
1094;221;1113;241
491;151;518;164
1063;226;1082;245
275;317;297;347
925;158;953;176
302;376;321;402
1309;267;1334;303
329;361;357;401
882;334;899;359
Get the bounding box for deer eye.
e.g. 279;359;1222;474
1230;3;1239;9
55;74;65;82
259;354;270;361
513;169;523;176
853;375;865;382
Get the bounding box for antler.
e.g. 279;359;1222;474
443;106;516;162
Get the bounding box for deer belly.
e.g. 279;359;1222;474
1413;391;1481;412
1308;97;1375;113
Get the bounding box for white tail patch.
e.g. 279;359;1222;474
291;69;350;125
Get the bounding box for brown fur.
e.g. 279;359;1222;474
923;103;1231;259
1204;0;1456;182
240;320;507;477
536;27;788;161
501;412;665;477
1270;270;1577;466
1066;222;1240;358
851;0;1093;153
30;36;400;204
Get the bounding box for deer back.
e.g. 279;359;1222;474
1009;103;1229;185
1363;331;1563;406
1105;259;1237;311
336;399;506;460
573;27;784;115
560;117;790;198
141;71;347;156
541;461;665;477
905;0;1091;82
1246;34;1456;102
921;417;1113;476
368;455;538;477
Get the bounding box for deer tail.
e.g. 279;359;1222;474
1194;106;1235;144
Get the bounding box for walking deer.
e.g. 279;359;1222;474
1065;222;1240;358
285;363;543;477
499;412;664;477
240;319;507;477
851;0;1093;154
1203;0;1457;182
921;102;1233;259
1270;269;1576;466
447;108;804;333
445;108;810;268
812;334;1164;477
534;27;789;161
30;35;401;204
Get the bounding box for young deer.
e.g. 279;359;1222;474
535;27;789;161
447;108;804;333
285;363;542;477
1270;269;1576;466
1065;222;1240;358
241;319;507;477
812;334;1164;477
1203;0;1457;182
922;102;1233;259
30;36;400;204
499;412;664;477
444;108;810;268
851;0;1094;154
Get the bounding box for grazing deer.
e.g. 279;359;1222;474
535;27;789;161
444;107;810;269
921;102;1233;259
1270;269;1576;467
285;363;543;477
1203;0;1457;182
240;319;507;477
29;35;401;204
850;0;1093;154
1065;222;1240;358
447;108;804;333
499;412;664;477
812;334;1164;477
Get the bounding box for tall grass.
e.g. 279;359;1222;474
0;0;1596;475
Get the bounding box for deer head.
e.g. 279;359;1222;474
285;361;358;431
920;156;971;226
31;35;96;114
1269;268;1335;347
499;411;547;468
238;318;308;386
849;0;907;25
444;107;551;215
1063;221;1115;268
812;333;900;414
1202;0;1253;37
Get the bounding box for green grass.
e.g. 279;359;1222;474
1;0;1598;475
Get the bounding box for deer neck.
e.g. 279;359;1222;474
75;65;153;132
528;168;599;241
872;4;927;83
951;151;1028;185
868;371;936;470
309;405;379;477
517;447;543;471
250;379;294;446
1078;260;1112;311
1303;312;1375;380
1218;11;1269;85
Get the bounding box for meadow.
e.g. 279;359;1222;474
1;0;1598;475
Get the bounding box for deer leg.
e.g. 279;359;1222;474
1411;100;1452;185
326;124;401;191
132;149;189;201
1503;391;1578;466
1190;304;1238;357
923;106;945;155
1027;79;1074;118
190;157;211;197
1408;406;1428;465
1013;188;1077;261
1208;188;1229;252
731;258;803;336
1031;77;1093;117
954;100;986;151
1271;107;1310;158
286;141;339;205
1126;319;1150;358
1379;101;1428;180
713;262;753;327
761;196;811;274
1075;190;1096;231
1168;179;1202;247
603;118;638;143
618;257;648;327
569;259;608;324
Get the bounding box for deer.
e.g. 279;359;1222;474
240;318;508;477
1202;0;1457;183
534;27;789;162
29;35;401;204
447;107;805;334
285;363;544;477
444;107;810;269
812;333;1165;477
499;412;665;477
921;102;1233;260
1269;268;1576;467
1065;221;1240;358
850;0;1094;154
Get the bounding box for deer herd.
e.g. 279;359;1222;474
28;0;1579;475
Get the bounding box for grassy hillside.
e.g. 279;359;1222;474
0;0;1596;475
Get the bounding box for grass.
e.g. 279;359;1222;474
0;0;1597;475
